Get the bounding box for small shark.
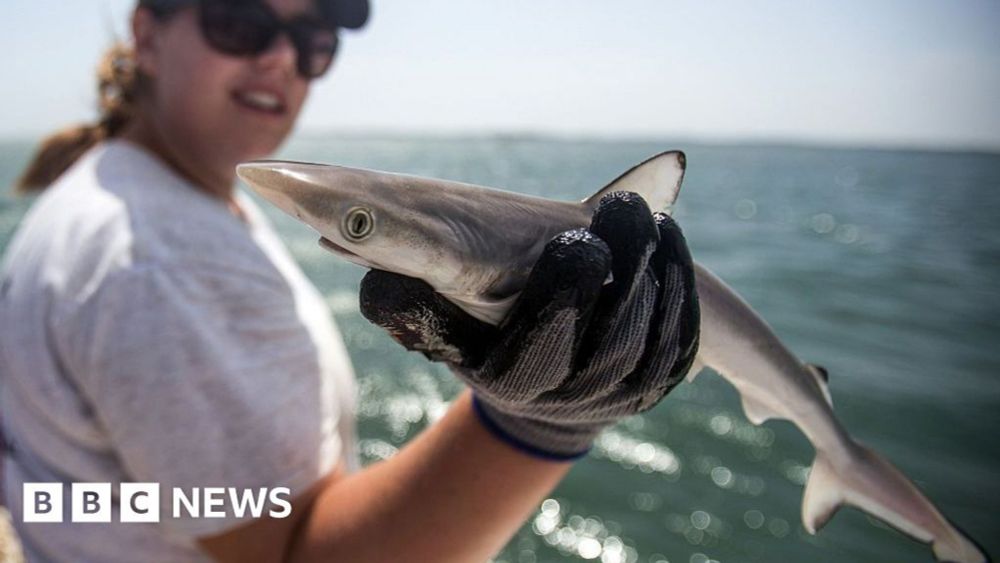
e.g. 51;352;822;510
237;152;987;563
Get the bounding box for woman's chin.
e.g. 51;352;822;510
235;138;284;163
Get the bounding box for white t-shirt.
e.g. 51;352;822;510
0;140;358;562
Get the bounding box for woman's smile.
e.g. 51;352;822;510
231;86;289;117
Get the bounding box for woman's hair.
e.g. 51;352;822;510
15;42;141;193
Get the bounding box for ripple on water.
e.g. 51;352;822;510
743;510;765;530
628;492;663;512
663;509;728;550
592;430;681;478
767;517;790;538
357;381;451;439
531;499;640;562
710;466;733;488
734;199;757;220
692;455;766;497
357;439;398;462
779;459;811;485
673;407;774;451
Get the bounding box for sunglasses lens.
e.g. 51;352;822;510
200;1;277;56
290;23;339;78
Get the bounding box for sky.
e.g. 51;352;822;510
2;0;999;150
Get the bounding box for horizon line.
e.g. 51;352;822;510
1;128;998;157
295;128;1000;156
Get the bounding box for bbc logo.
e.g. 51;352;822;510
22;483;292;523
23;483;159;523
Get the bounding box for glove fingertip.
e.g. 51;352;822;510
590;192;659;252
652;212;694;268
543;229;613;286
588;192;660;303
513;228;611;317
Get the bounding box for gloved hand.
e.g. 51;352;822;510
359;192;700;460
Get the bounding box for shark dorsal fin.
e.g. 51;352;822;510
583;150;687;213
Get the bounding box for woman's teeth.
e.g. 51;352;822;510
235;91;284;113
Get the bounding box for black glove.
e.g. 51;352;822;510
360;192;700;460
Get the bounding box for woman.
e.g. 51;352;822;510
0;1;699;561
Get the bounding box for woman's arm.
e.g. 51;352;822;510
199;390;571;563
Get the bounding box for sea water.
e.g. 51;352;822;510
1;136;997;562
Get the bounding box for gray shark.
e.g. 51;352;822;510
237;152;986;563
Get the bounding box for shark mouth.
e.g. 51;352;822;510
318;237;377;269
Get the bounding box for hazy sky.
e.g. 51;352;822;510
3;0;999;149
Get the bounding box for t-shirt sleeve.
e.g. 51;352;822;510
57;259;341;539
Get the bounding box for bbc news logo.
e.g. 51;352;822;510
23;483;291;523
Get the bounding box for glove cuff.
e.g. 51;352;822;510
471;394;598;461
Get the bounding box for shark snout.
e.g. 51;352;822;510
237;161;312;222
237;161;290;197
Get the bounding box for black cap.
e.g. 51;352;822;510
139;0;370;30
320;0;370;29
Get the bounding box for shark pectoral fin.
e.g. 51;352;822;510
802;453;844;534
739;392;775;425
583;151;687;213
805;363;833;407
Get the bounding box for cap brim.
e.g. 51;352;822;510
331;0;369;29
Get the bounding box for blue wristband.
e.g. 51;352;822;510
470;394;591;462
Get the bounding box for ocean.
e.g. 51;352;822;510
1;136;997;562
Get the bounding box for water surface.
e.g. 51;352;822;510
1;136;997;562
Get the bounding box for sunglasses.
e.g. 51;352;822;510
149;0;340;79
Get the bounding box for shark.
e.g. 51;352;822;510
236;151;987;563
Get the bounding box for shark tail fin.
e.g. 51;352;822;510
803;444;988;563
584;150;687;213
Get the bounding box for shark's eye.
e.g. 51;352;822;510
343;207;375;241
